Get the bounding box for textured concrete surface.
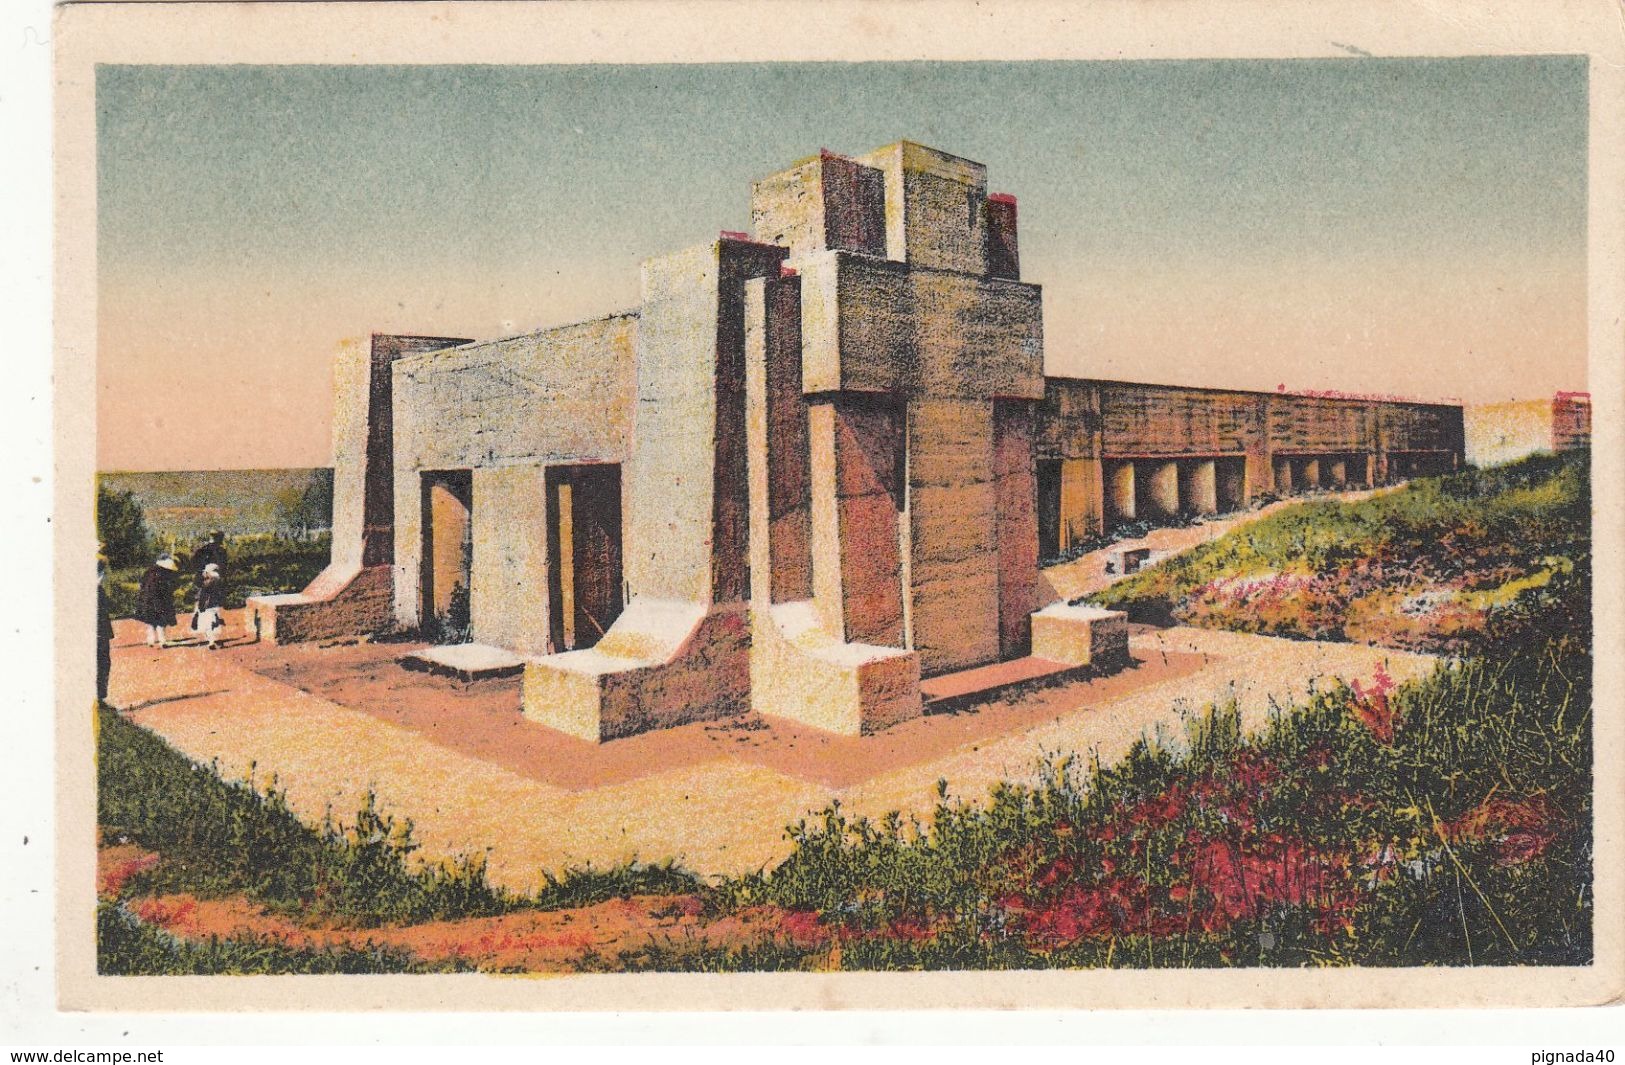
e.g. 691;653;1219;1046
1030;603;1131;667
400;642;525;681
390;314;635;632
1034;377;1465;550
245;564;393;645
293;140;1469;746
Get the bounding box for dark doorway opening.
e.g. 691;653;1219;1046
546;464;624;652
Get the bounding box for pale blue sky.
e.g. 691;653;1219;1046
97;58;1589;469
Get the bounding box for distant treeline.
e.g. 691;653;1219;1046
97;468;334;545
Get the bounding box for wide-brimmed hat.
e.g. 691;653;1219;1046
156;555;178;571
203;563;221;577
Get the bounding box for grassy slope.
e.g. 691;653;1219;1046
699;457;1594;969
96;704;700;974
717;638;1590;968
1091;453;1588;654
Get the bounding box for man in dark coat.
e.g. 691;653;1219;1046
193;530;228;582
96;557;114;706
134;553;179;647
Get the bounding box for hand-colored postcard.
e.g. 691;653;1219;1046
51;0;1625;1013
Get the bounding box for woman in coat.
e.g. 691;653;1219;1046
134;553;179;647
195;562;228;649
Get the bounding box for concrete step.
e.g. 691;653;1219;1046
919;655;1098;715
399;643;525;681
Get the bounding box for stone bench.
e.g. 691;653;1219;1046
244;563;393;644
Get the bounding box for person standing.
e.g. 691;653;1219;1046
195;562;228;649
96;557;114;706
134;553;179;647
193;530;228;582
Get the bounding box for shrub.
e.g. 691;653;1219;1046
97;487;152;569
714;639;1590;968
97;703;518;927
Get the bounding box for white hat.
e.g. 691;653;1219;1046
156;555;178;571
203;563;221;577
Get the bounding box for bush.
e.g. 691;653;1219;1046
97;487;152;569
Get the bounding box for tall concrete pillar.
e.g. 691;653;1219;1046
906;397;998;674
1179;459;1218;515
1143;460;1180;518
524;237;787;741
1217;457;1247;511
1059;456;1104;547
744;275;813;604
1273;456;1293;495
355;335;473;569
814;397;907;649
993;400;1038;660
1107;461;1136;523
747;281;921;737
469;465;550;654
1303;457;1321;490
1328;457;1348;488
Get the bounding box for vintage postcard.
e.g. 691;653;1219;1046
49;0;1625;1014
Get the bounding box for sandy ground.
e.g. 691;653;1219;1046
106;608;1438;891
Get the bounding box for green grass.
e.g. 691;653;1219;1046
97;702;708;973
105;533;332;617
532;860;704;911
1091;453;1589;654
98;703;519;928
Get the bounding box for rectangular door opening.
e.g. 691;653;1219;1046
421;469;473;642
547;464;624;652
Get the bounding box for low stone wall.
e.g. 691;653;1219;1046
245;564;394;645
522;602;753;743
750;601;921;736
